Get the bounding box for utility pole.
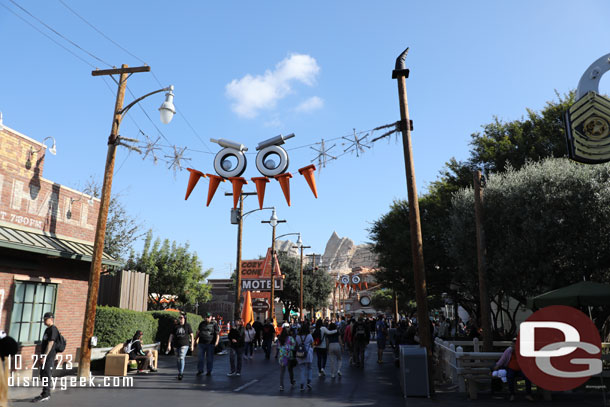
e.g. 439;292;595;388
474;170;493;352
295;242;310;321
394;290;399;322
79;64;174;377
392;48;433;391
227;191;257;320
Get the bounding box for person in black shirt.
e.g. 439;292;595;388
227;319;245;376
32;312;59;402
261;319;275;360
252;317;263;349
128;330;156;373
167;312;193;380
195;312;219;376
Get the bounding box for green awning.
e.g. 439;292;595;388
0;225;122;267
527;281;610;309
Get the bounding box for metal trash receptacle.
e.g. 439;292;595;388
399;345;430;398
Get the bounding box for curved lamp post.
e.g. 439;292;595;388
234;205;274;319
78;64;174;377
261;208;287;321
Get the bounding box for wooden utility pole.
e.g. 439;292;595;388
78;64;149;377
474;170;493;352
298;243;310;321
394;290;399;322
235;194;244;320
393;48;433;391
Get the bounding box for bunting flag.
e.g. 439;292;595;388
364;281;368;289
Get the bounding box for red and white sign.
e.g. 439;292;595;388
517;305;602;391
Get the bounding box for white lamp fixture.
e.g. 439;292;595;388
295;234;302;249
44;137;57;155
269;208;278;227
159;85;176;124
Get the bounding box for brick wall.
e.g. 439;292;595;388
0;250;89;371
0;127;100;243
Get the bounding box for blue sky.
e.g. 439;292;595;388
1;1;610;279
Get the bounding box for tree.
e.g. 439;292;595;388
448;158;610;334
276;251;333;320
369;92;578;333
80;176;143;261
126;230;212;310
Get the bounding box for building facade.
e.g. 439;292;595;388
0;124;119;375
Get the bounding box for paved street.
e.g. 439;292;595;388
9;341;610;407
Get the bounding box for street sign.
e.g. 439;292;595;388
252;300;269;313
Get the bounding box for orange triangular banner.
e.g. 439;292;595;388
274;172;293;206
251;177;269;209
358;282;362;290
185;168;206;200
298;164;318;198
205;174;226;206
364;282;368;289
229;177;248;208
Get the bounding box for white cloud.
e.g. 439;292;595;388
226;53;320;118
295;96;324;113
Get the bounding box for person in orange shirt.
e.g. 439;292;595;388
492;338;533;402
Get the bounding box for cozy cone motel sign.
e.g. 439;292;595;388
241;248;284;293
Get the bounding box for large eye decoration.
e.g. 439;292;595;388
351;275;361;284
341;275;350;285
211;138;248;178
255;134;294;177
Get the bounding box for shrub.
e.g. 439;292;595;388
148;311;203;351
94;306;158;348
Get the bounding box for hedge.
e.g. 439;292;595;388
148;311;203;351
94;306;158;348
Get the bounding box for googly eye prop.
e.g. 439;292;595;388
184;134;319;208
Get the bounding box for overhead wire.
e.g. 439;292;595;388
0;1;97;69
57;0;147;66
7;0;112;68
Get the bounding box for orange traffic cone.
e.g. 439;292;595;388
251;177;270;209
274;173;293;206
298;164;318;198
185;168;206;200
205;174;226;206
229;177;248;208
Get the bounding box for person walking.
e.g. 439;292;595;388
196;312;219;376
376;315;388;364
261;319;275;360
326;322;343;379
244;322;256;360
493;338;534;401
295;324;314;391
352;317;370;368
277;328;296;391
312;319;337;376
227;319;245;376
252;317;263;350
167;312;194;380
32;312;60;402
343;319;355;365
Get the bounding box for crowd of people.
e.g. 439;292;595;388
156;312;397;392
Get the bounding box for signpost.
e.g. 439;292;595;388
252;299;269;313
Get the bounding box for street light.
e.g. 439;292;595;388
292;235;310;321
78;64;174;377
229;193;273;319
261;208;286;321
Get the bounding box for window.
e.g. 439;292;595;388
10;282;56;344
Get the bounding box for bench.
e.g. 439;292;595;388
455;351;499;399
104;342;159;376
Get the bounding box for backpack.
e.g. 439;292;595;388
354;323;366;341
295;335;307;359
123;339;133;354
55;333;66;353
312;329;322;347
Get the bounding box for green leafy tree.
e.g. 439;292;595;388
275;251;333;319
448;158;610;334
126;230;212;310
81;176;143;261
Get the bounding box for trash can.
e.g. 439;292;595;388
399;345;430;398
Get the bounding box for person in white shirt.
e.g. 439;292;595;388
243;323;256;360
